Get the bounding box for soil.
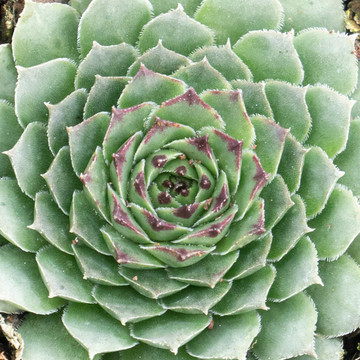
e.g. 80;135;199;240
1;0;360;359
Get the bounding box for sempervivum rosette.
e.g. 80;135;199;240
1;0;360;359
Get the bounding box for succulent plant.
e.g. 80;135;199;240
1;0;360;359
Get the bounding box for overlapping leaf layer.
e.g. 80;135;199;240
1;0;360;359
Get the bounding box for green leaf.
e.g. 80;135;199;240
195;0;283;45
0;102;22;177
153;87;224;131
0;44;17;103
36;246;95;304
62;303;137;359
305;86;353;158
0;178;45;252
78;0;152;57
309;186;360;260
84;76;130;118
233;30;304;84
15;58;76;127
280;0;345;32
76;42;137;91
118;65;186;108
101;225;164;269
269;195;311;261
307;255;360;337
160;281;231;315
47;89;88;155
119;267;188;299
298;147;343;218
187;313;261;360
42;146;82;214
251;116;289;179
253;293;317;360
190;42;252;81
72;242;127;286
127;40;190;76
200;90;255;148
296;336;343;360
131;311;211;354
294;29;357;95
68;112;110;176
0;245;65;314
335;119;360;197
30;192;74;254
70;190;110;255
264;80;311;143
94;285;166;325
138;4;214;56
172;59;231;94
269;237;322;301
19;312;89;360
70;0;92;14
5;122;53;199
150;0;202;17
12;1;79;67
168;252;239;288
224;234;272;281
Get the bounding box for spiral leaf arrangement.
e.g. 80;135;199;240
1;0;360;359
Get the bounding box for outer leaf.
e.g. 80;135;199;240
12;1;79;67
19;312;88;360
62;303;137;359
150;0;202;16
0;44;17;102
296;337;343;360
121;343;194;359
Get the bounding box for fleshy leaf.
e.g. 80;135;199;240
47;89;88;155
6;122;53;199
70;191;110;255
195;0;283;45
214;266;275;316
127;40;190;76
93;285;166;325
72;242;127;286
233;30;304;84
269;237;322;301
131;311;211;354
264;80;311;143
168;252;239;288
187;313;261;360
294;29;357;95
307;255;360;337
15;59;76;127
0;102;22;177
30;192;74;254
190;42;252;81
298;147;343;218
138;5;214;56
200;90;255;148
12;1;79;67
253;293;317;360
309;185;360;260
42;146;82;215
172;59;231;93
101;225;164;269
160;282;231;315
0;245;65;314
119;267;188;299
19;313;88;360
36;246;95;304
78;0;152;57
296;336;343;360
119;65;186;108
269;195;311;261
68;112;110;176
305;85;353;158
70;0;92;14
0;178;45;252
84;76;130;118
0;44;17;102
62;303;137;359
150;0;202;17
76;42;137;91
